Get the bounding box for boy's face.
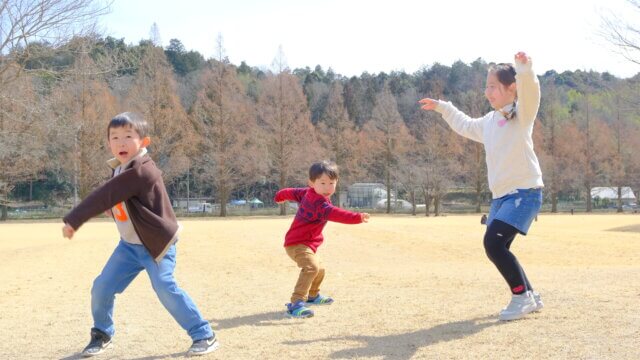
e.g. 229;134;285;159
308;173;337;198
108;126;150;164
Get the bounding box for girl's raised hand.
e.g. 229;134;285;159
419;98;438;111
515;52;529;65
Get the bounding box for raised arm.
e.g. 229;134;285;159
514;52;541;126
420;98;485;143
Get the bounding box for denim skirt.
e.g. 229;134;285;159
487;188;543;235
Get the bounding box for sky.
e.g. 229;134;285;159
100;0;640;78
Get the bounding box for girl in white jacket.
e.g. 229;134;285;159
419;52;544;321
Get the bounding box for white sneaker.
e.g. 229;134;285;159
532;291;543;312
499;291;537;321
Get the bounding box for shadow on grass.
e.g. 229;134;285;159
607;224;640;233
60;349;187;360
58;311;286;360
283;315;504;360
210;310;289;330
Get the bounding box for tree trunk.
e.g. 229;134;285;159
1;204;7;221
551;190;558;213
585;183;592;212
279;171;286;216
434;195;440;217
410;190;416;216
219;188;228;217
617;186;623;213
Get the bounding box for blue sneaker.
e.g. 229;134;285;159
306;294;334;305
286;300;314;318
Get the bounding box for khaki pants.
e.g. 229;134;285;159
285;244;325;303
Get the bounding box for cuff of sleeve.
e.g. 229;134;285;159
515;58;534;74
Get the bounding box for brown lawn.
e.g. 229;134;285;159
0;214;638;359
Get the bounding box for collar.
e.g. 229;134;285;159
107;148;148;170
497;102;516;120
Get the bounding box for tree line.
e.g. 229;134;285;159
1;26;640;220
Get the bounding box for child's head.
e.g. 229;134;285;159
107;112;150;164
308;160;338;198
485;63;517;110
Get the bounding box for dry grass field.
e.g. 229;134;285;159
1;214;639;360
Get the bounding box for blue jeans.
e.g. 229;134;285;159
91;240;213;341
487;188;543;235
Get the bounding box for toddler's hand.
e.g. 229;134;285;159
514;51;529;65
62;223;75;239
418;98;438;111
361;213;370;223
276;201;285;204
104;209;113;218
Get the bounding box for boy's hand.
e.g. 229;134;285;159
419;98;438;111
62;223;75;239
104;209;113;218
514;51;529;65
361;213;370;223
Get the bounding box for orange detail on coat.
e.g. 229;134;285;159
114;203;128;222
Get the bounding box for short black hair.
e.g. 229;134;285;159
309;160;339;181
107;112;148;138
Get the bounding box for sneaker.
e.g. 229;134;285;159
532;291;544;312
306;294;334;305
81;328;112;357
187;336;219;356
286;300;314;318
498;291;537;321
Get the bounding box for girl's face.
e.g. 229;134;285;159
485;72;516;110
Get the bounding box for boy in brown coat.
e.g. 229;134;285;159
62;112;217;357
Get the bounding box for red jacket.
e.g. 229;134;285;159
274;187;363;252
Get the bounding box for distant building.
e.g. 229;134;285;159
173;198;214;210
590;187;636;205
347;183;391;208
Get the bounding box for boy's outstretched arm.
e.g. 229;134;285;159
327;206;368;224
274;188;306;204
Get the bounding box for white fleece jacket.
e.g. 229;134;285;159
435;60;544;199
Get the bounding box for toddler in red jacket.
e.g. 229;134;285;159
275;160;369;318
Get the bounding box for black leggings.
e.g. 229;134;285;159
483;219;533;294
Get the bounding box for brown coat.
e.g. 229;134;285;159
63;155;179;262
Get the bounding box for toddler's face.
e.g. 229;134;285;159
108;125;148;164
308;173;337;198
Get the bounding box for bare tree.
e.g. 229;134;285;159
600;0;640;65
0;73;46;219
0;0;110;87
0;0;109;219
48;36;118;205
190;34;256;216
316;82;361;206
126;38;193;183
258;46;318;215
363;83;413;213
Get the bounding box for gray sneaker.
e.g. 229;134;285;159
532;291;543;312
81;328;112;357
499;291;537;321
187;336;219;356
